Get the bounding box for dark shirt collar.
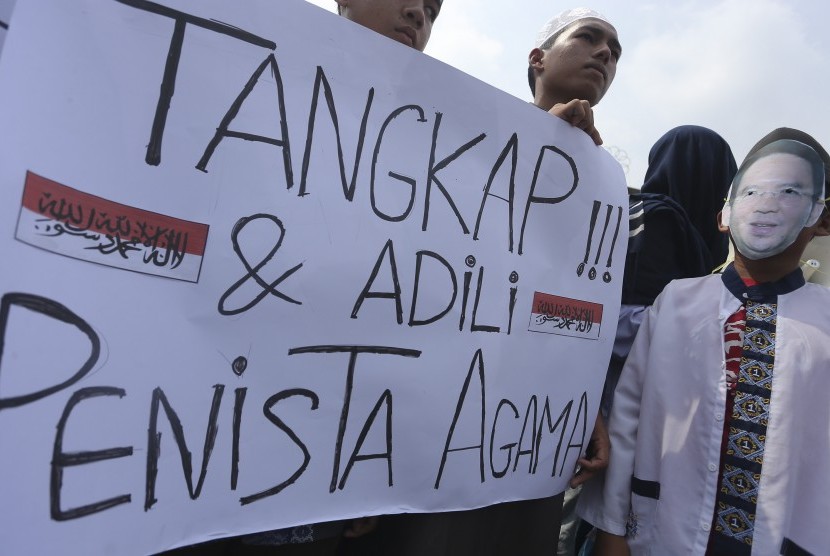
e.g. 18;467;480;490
721;263;805;303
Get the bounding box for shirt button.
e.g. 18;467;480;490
715;412;724;422
702;523;711;532
709;463;717;472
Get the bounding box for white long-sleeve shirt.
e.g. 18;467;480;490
578;267;830;555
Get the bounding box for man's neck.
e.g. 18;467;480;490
533;91;567;112
732;254;801;284
533;99;554;112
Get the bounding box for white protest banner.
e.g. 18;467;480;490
0;0;627;553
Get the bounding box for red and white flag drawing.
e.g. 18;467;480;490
15;172;209;282
527;291;603;340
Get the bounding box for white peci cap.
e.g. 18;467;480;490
534;7;614;48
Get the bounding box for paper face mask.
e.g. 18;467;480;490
722;140;826;260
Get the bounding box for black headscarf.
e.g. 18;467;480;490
622;126;738;305
641;125;738;267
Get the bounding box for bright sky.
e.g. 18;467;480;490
305;0;830;189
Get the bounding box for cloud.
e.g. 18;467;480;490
425;0;504;75
623;0;818;115
600;0;828;183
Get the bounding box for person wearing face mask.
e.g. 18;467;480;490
577;128;830;555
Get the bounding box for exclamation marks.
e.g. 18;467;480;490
577;201;623;283
603;206;623;283
576;201;601;278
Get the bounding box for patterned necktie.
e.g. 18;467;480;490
711;299;776;554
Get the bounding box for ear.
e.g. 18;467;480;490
335;0;348;10
528;48;545;71
716;209;729;233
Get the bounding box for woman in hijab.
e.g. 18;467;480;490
603;125;738;415
577;125;737;555
622;125;738;306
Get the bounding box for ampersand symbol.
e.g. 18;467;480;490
218;214;304;316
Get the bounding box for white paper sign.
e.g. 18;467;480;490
0;1;627;553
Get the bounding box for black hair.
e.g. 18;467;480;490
746;128;830;193
731;140;826;203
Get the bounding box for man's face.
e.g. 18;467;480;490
726;153;820;260
336;0;441;52
537;19;621;106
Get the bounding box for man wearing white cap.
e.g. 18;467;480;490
526;9;622;555
529;7;621;146
363;12;622;556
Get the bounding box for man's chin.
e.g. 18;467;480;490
582;88;604;107
570;82;606;107
738;240;790;260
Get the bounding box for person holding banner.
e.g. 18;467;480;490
528;6;620;488
527;9;622;556
578;128;830;555
362;9;623;556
